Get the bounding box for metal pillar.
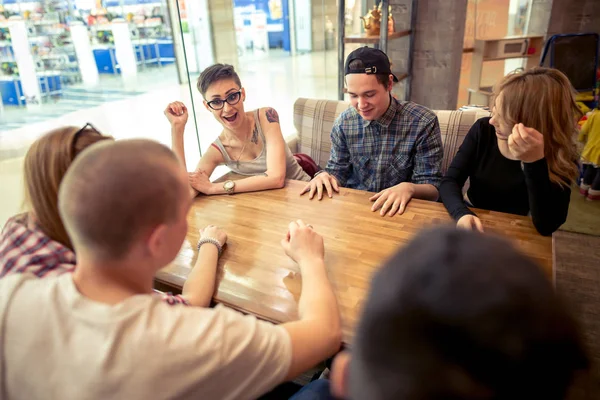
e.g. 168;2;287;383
379;0;389;52
405;0;418;101
337;0;346;100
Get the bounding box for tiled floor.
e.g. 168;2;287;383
0;50;338;227
0;64;179;131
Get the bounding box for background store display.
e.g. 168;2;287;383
0;0;174;107
233;0;291;54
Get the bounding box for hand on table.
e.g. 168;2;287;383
369;182;415;217
164;101;189;130
189;170;214;195
200;225;228;247
456;215;484;233
300;172;340;200
508;123;545;163
281;220;324;265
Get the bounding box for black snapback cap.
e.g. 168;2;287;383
345;46;399;82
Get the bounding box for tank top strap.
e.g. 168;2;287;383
212;137;232;162
253;109;267;143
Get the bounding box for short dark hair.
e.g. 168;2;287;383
350;227;588;400
346;59;389;88
197;63;242;97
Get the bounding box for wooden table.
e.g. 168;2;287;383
156;180;552;343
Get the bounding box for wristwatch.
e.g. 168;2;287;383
223;180;235;195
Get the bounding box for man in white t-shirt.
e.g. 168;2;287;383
0;139;341;400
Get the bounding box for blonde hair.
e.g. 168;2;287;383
23;126;113;250
494;67;581;187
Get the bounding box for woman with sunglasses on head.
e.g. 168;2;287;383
440;67;580;236
165;63;310;197
0;125;112;278
0;125;225;308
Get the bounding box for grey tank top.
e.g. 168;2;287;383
213;109;310;181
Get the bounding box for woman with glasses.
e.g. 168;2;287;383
439;67;580;236
165;63;310;197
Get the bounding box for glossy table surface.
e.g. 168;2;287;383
156;180;552;343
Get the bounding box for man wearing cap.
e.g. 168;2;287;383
300;47;443;217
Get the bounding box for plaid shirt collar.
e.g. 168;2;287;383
363;94;398;128
0;213;189;306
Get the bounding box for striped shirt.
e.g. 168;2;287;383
325;97;443;192
0;213;188;305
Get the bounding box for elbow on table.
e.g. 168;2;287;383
271;174;286;189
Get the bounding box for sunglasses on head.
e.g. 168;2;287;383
72;122;102;154
75;122;101;135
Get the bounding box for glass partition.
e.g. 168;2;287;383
0;0;342;226
0;0;190;225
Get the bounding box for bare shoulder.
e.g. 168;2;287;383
202;141;226;165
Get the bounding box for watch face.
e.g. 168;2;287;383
224;181;234;190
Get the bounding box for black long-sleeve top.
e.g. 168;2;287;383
439;117;571;236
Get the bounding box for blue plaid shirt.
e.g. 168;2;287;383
325;97;443;192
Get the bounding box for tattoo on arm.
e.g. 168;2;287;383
265;108;279;124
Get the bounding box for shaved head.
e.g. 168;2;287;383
58;139;188;260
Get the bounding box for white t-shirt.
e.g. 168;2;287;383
0;273;292;400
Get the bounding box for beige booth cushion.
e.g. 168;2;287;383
435;109;492;173
293;98;352;168
292;98;490;173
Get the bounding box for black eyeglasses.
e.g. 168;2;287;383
206;90;242;110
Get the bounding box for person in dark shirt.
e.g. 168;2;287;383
440;67;581;236
293;227;588;400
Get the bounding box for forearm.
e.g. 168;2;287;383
440;121;480;220
296;259;340;330
524;159;570;236
280;258;341;380
440;178;476;221
171;124;188;171
325;127;350;186
410;183;439;201
181;244;219;307
209;173;285;195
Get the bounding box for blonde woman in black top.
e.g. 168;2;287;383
440;68;580;236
